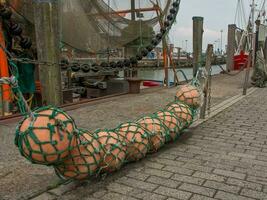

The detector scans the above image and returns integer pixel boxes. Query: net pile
[15,83,203,180]
[7,0,172,53]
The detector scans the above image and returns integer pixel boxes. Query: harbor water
[137,65,226,84]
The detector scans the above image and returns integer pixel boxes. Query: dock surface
[2,72,267,200]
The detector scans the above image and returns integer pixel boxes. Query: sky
[106,0,259,52]
[169,0,251,52]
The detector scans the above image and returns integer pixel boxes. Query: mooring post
[200,44,213,119]
[226,24,237,71]
[192,16,204,77]
[33,0,63,106]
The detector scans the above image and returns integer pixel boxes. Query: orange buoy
[137,116,167,152]
[117,122,150,161]
[94,130,126,173]
[175,84,203,108]
[55,131,101,180]
[15,107,77,165]
[155,110,182,142]
[166,102,193,129]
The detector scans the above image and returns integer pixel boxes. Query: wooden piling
[226,24,236,71]
[192,16,204,77]
[200,44,213,119]
[33,1,63,106]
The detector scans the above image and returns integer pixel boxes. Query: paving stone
[150,158,184,167]
[129,188,167,200]
[143,168,173,178]
[240,188,267,200]
[126,171,150,181]
[213,169,246,180]
[116,177,158,192]
[107,182,133,195]
[193,172,226,182]
[31,193,57,200]
[171,174,205,185]
[162,166,194,176]
[146,176,181,188]
[102,192,138,200]
[190,194,215,200]
[154,186,192,200]
[215,191,255,200]
[203,180,241,194]
[179,183,216,197]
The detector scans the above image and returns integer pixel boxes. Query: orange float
[155,110,182,142]
[137,116,168,152]
[15,107,77,165]
[166,102,193,128]
[94,130,126,173]
[175,84,203,108]
[117,122,150,162]
[55,131,101,180]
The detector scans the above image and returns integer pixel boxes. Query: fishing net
[116,122,150,162]
[54,129,102,180]
[8,0,172,54]
[15,106,77,165]
[94,129,127,173]
[165,102,194,129]
[136,115,168,152]
[154,110,183,142]
[175,84,203,109]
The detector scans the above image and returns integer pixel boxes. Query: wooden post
[131,0,136,21]
[33,0,62,106]
[200,44,213,119]
[192,16,204,77]
[226,24,236,71]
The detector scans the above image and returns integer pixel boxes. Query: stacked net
[136,115,168,152]
[175,84,203,109]
[15,106,77,165]
[166,102,194,129]
[116,122,150,162]
[54,129,101,180]
[15,82,204,180]
[154,110,183,142]
[94,129,127,173]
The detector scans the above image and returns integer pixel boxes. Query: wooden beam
[226,24,236,71]
[33,1,62,106]
[200,44,213,119]
[192,16,204,77]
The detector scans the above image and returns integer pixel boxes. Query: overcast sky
[169,0,252,52]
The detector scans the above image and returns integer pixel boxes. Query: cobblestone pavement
[28,86,267,200]
[0,72,258,200]
[33,88,267,200]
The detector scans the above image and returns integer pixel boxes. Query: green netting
[136,115,169,152]
[165,101,194,129]
[15,106,77,165]
[154,110,183,142]
[175,84,203,109]
[116,122,150,162]
[93,129,127,173]
[54,129,102,180]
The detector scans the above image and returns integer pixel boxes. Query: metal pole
[192,16,204,77]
